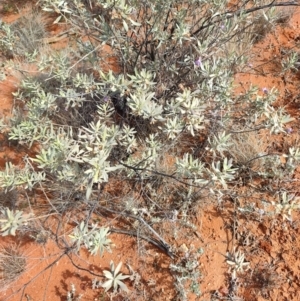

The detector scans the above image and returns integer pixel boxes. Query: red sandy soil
[1,2,300,301]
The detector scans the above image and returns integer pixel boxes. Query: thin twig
[110,228,175,258]
[68,44,102,71]
[98,205,175,258]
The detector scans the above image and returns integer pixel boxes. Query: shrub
[0,0,297,299]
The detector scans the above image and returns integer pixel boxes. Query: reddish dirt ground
[1,2,300,301]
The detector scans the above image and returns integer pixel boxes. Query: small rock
[179,243,189,253]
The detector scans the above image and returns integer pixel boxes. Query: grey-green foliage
[170,248,203,301]
[0,207,29,236]
[0,1,296,299]
[208,158,237,189]
[284,147,300,173]
[0,21,14,56]
[69,221,113,256]
[175,154,206,186]
[272,191,300,221]
[207,131,232,157]
[264,105,295,134]
[0,0,294,199]
[102,261,130,293]
[226,248,250,279]
[0,161,45,192]
[281,50,299,73]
